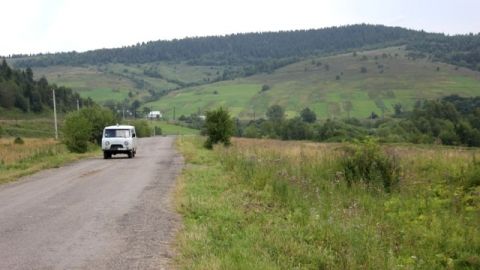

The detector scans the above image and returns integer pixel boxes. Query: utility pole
[77,99,80,111]
[52,89,58,140]
[173,107,176,121]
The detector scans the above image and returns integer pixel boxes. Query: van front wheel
[128,151,133,159]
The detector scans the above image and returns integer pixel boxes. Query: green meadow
[175,136,480,269]
[31,47,480,119]
[147,47,480,119]
[148,121,199,135]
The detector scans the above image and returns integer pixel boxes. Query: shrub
[0,125,3,138]
[266,104,285,121]
[244,125,259,138]
[300,107,317,123]
[154,126,162,136]
[341,137,400,192]
[14,136,24,144]
[132,120,151,137]
[204,107,234,149]
[63,112,93,153]
[463,157,480,189]
[79,106,116,144]
[281,117,313,140]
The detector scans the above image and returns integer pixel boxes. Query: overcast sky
[1,0,479,56]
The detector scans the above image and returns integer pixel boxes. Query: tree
[63,112,93,153]
[393,103,403,117]
[204,107,234,149]
[142,106,151,116]
[131,100,141,117]
[0,81,17,108]
[0,59,12,79]
[300,107,317,123]
[266,104,285,121]
[14,93,29,112]
[261,84,270,92]
[282,117,313,140]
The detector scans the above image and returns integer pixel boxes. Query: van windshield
[104,129,130,138]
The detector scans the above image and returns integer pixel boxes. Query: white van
[102,125,137,159]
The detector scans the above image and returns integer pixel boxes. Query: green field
[146,47,480,119]
[145,83,262,118]
[32,62,226,104]
[30,47,480,119]
[175,136,480,269]
[148,121,199,135]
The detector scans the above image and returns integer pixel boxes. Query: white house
[147,111,162,119]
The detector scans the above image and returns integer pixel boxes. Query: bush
[281,117,313,140]
[204,107,234,149]
[463,157,480,189]
[79,106,116,144]
[154,126,162,136]
[14,136,24,144]
[341,137,400,192]
[261,84,270,92]
[132,120,151,137]
[0,125,3,138]
[63,112,93,153]
[300,107,317,123]
[243,125,259,138]
[266,104,285,121]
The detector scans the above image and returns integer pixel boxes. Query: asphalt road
[0,136,184,270]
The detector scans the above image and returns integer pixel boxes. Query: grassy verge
[175,136,480,269]
[0,138,99,184]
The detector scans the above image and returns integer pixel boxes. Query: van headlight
[124,141,129,146]
[105,141,110,146]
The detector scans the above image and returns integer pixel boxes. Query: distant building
[147,111,162,119]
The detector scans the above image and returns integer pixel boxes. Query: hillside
[31,63,224,103]
[0,60,90,115]
[5,25,480,120]
[144,46,480,119]
[11,25,418,67]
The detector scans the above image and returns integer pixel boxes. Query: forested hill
[0,60,92,113]
[407,33,480,71]
[12,24,421,67]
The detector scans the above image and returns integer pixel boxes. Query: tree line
[407,33,480,71]
[0,59,93,113]
[12,24,419,68]
[223,95,480,147]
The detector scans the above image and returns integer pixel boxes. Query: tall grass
[0,138,99,184]
[176,136,480,269]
